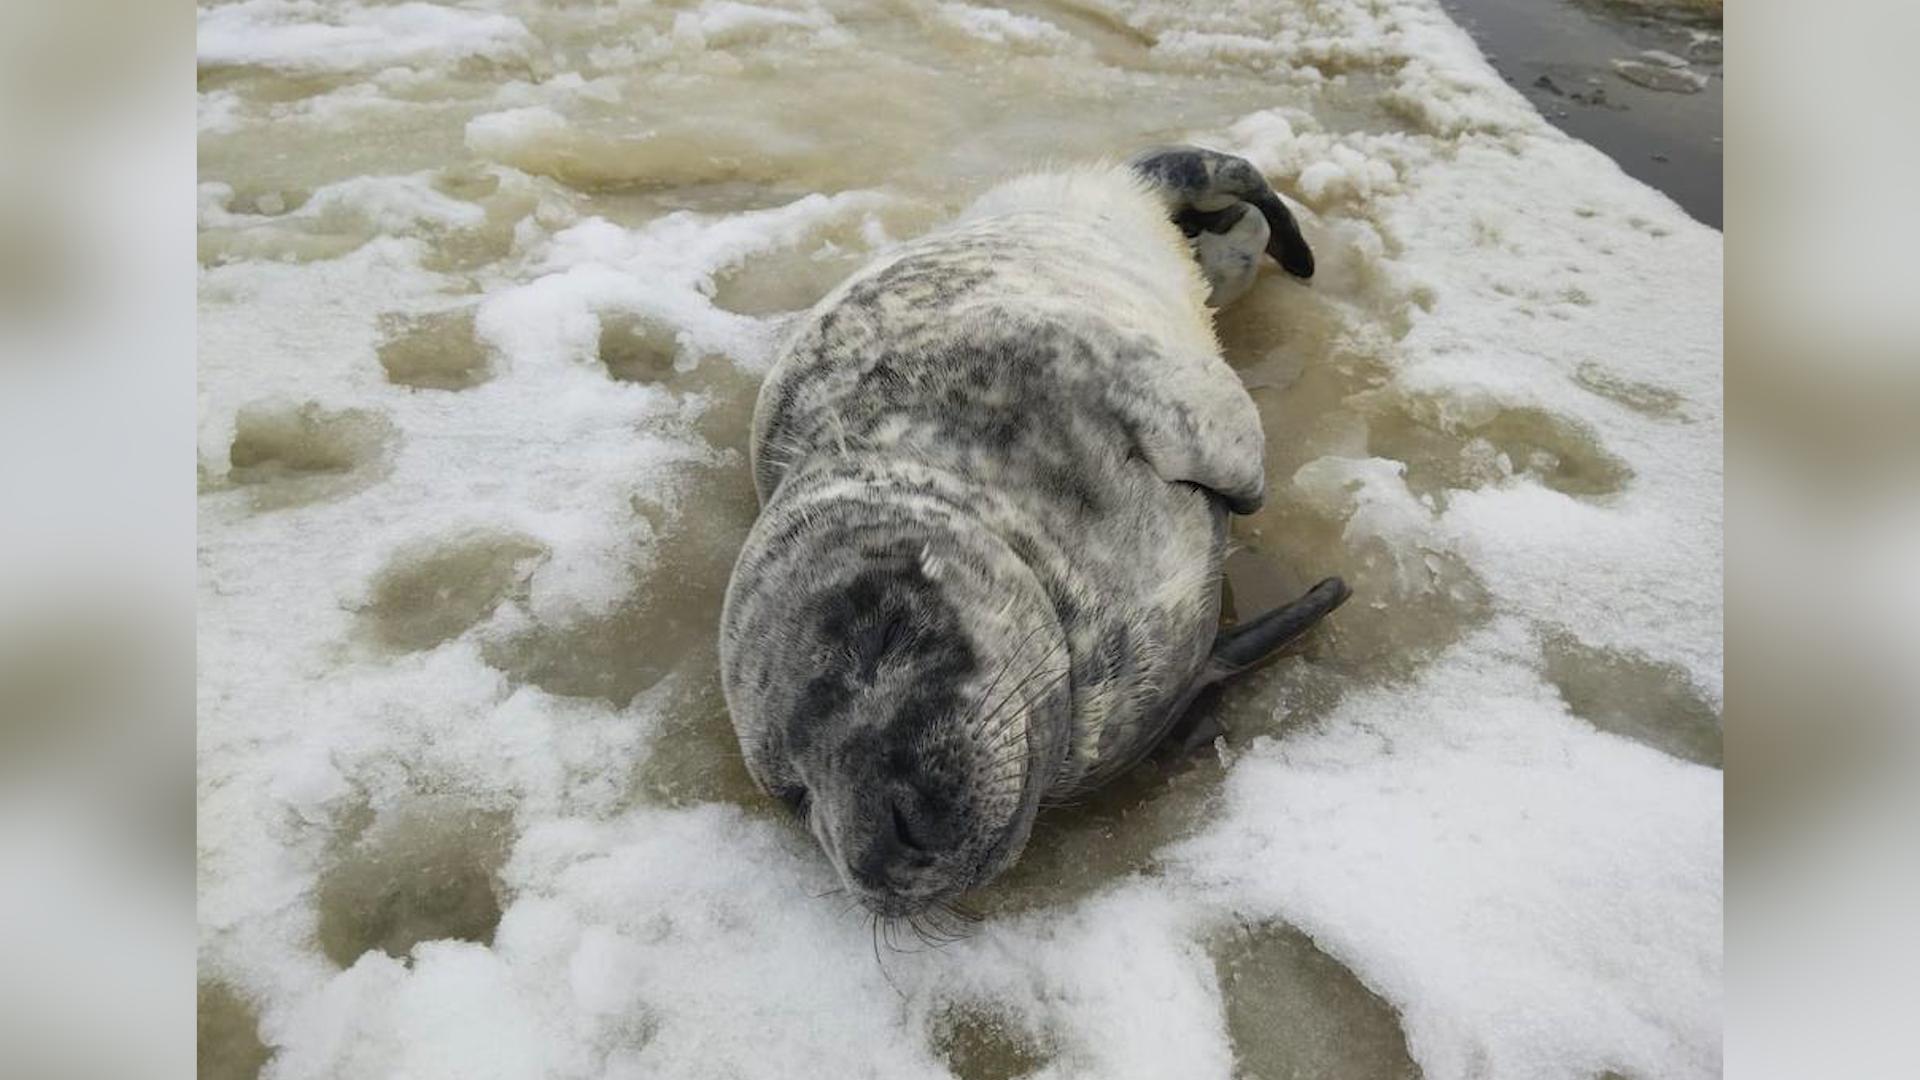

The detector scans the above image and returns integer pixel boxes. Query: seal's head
[722,515,1068,917]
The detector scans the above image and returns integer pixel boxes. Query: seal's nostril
[890,801,926,852]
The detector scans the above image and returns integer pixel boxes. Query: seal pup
[719,146,1349,919]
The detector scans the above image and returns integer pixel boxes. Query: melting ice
[197,1,1723,1078]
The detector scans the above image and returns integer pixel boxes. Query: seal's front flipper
[1205,576,1350,683]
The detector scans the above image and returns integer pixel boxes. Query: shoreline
[1443,0,1724,227]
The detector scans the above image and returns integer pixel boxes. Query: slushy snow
[198,1,537,75]
[197,1,1723,1078]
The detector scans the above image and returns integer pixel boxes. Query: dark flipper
[1130,145,1315,280]
[1157,576,1350,758]
[1207,576,1350,679]
[1248,190,1314,279]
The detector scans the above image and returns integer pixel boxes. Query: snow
[1169,620,1722,1079]
[463,105,570,161]
[675,1,837,48]
[197,1,536,75]
[934,4,1089,54]
[197,1,1722,1078]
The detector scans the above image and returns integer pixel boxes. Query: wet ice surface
[196,2,1722,1078]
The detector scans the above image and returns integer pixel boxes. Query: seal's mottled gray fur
[719,149,1323,917]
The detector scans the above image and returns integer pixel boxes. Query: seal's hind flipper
[1205,576,1350,682]
[1131,145,1315,283]
[1178,201,1269,308]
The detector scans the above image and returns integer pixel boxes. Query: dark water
[1443,0,1723,227]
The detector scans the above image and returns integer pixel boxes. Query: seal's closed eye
[777,785,810,818]
[850,611,913,682]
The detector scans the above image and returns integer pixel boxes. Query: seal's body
[720,149,1345,917]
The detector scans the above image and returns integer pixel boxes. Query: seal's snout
[837,785,967,913]
[847,799,924,884]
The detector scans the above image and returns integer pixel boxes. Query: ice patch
[934,4,1088,54]
[197,0,536,75]
[197,170,537,267]
[1612,56,1711,94]
[675,1,838,50]
[463,105,567,162]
